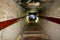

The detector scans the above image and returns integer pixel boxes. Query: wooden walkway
[22,22,50,40]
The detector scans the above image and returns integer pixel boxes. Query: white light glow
[26,16,29,23]
[28,2,40,6]
[35,17,39,23]
[30,15,36,19]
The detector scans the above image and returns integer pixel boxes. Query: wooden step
[22,34,50,40]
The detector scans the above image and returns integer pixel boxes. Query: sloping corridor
[0,0,60,40]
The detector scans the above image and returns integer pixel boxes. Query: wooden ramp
[22,22,50,40]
